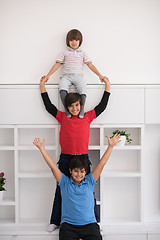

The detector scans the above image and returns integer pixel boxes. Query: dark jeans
[50,153,100,226]
[59,222,102,240]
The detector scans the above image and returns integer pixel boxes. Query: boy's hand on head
[107,133,121,148]
[33,138,45,150]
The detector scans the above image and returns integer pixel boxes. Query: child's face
[69,39,80,50]
[70,168,86,185]
[68,101,81,116]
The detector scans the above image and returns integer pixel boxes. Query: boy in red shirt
[40,76,110,231]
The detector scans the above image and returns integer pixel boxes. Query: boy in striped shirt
[42,29,108,118]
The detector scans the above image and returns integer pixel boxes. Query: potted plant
[110,129,132,146]
[0,172,6,201]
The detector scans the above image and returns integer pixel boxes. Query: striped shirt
[56,47,91,74]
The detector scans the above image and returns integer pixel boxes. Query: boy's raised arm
[92,134,120,182]
[33,138,62,183]
[94,77,111,117]
[40,77,58,118]
[40,76,47,93]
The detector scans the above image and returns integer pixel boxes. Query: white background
[0,0,160,84]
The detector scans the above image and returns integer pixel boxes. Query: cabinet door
[145,87,160,123]
[86,86,144,124]
[103,235,146,240]
[0,86,58,124]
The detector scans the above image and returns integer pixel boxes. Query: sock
[59,90,71,118]
[79,94,86,118]
[45,224,59,232]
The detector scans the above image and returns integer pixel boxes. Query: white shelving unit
[0,124,144,226]
[100,125,144,224]
[0,125,59,226]
[0,85,160,240]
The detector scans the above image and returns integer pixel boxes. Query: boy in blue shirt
[33,133,120,240]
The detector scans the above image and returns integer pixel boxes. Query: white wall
[0,0,160,85]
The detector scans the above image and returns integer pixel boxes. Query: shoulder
[59,173,69,187]
[58,49,68,56]
[85,173,96,186]
[56,110,66,122]
[85,109,96,121]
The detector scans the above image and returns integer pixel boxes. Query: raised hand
[33,138,45,150]
[107,133,121,147]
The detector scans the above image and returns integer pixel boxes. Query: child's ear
[69,168,72,174]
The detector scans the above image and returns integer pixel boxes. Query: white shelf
[17,145,56,150]
[0,124,147,231]
[0,199,15,206]
[0,146,14,150]
[102,171,142,177]
[103,145,142,151]
[88,145,100,150]
[18,171,53,178]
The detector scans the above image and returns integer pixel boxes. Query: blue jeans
[50,153,99,225]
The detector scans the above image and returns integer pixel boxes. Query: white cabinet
[145,86,160,123]
[0,84,160,238]
[86,85,144,124]
[0,86,58,124]
[0,85,145,124]
[0,124,144,226]
[0,125,59,225]
[100,125,144,223]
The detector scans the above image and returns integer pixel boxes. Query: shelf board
[0,219,15,225]
[102,171,141,177]
[18,171,53,178]
[0,146,14,150]
[0,198,15,206]
[103,145,142,150]
[18,145,56,150]
[89,145,100,150]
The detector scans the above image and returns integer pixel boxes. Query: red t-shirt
[56,110,96,154]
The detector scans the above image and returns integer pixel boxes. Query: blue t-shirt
[59,172,97,225]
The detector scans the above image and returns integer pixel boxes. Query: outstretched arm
[33,138,62,183]
[42,62,61,82]
[94,77,111,117]
[40,77,58,118]
[92,134,121,182]
[87,62,107,82]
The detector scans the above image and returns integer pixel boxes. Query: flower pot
[0,191,4,201]
[116,135,126,146]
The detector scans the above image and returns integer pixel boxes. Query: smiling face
[69,39,80,50]
[70,168,86,185]
[68,100,81,116]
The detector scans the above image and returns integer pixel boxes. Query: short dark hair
[66,29,83,47]
[65,92,83,109]
[69,156,88,172]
